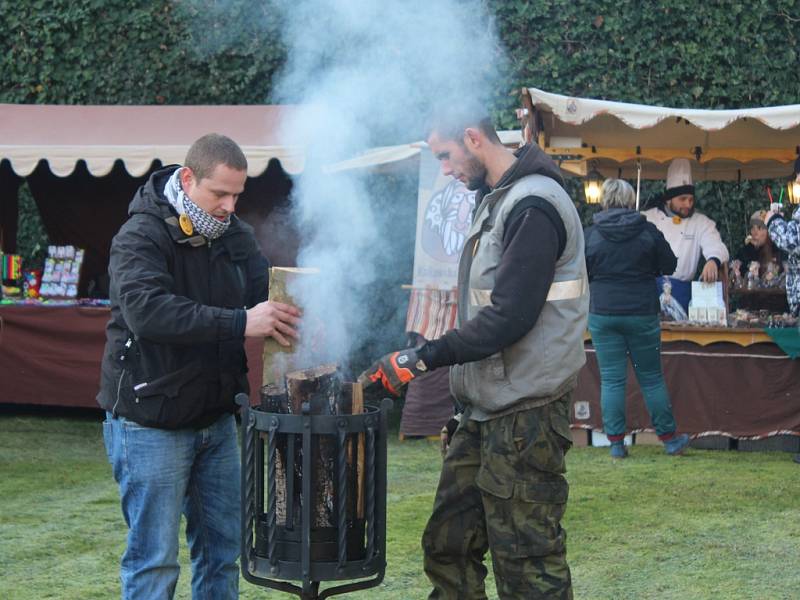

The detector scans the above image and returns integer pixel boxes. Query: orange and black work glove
[357,348,428,396]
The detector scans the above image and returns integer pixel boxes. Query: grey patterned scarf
[163,168,231,240]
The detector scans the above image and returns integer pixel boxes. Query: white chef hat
[663,158,695,201]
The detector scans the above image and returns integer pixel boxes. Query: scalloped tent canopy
[525,87,800,181]
[0,104,422,177]
[0,103,428,291]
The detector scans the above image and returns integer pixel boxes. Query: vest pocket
[484,352,505,378]
[468,352,506,386]
[455,353,509,411]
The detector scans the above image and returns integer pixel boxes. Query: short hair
[184,133,248,181]
[601,178,635,210]
[426,104,501,146]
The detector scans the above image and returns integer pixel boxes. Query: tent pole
[635,160,642,211]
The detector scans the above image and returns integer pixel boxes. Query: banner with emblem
[411,147,477,289]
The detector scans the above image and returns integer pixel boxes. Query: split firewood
[260,383,291,526]
[262,267,319,385]
[341,382,366,521]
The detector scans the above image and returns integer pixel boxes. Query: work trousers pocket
[477,458,569,558]
[475,401,571,558]
[512,397,573,475]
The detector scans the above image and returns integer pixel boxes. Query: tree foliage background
[3,0,800,263]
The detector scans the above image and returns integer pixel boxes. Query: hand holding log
[245,300,301,345]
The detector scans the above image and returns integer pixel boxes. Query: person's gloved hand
[357,348,428,396]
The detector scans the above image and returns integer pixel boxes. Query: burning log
[285,363,342,415]
[264,366,367,532]
[285,364,342,528]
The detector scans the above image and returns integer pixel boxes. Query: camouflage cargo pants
[422,392,574,600]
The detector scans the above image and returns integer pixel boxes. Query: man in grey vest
[359,108,588,599]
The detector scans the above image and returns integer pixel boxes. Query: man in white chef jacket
[642,158,729,312]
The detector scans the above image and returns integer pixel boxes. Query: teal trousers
[587,313,677,439]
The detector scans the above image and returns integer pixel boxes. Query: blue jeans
[103,412,241,600]
[587,313,677,439]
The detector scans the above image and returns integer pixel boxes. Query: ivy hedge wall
[4,0,800,264]
[3,0,286,104]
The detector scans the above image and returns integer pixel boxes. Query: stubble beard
[464,154,488,191]
[668,200,694,219]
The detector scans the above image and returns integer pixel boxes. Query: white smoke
[272,0,506,369]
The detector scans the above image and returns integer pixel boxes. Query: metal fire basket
[237,392,391,599]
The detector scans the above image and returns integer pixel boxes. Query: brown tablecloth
[0,304,263,409]
[574,340,800,438]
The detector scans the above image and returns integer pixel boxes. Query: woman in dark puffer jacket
[585,178,690,458]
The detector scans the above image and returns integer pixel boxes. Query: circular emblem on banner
[422,179,476,263]
[179,213,194,236]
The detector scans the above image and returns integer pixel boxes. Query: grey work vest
[450,174,589,420]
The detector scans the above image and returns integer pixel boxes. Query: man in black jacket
[97,134,300,599]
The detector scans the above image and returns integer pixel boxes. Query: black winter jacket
[96,166,269,429]
[584,208,676,315]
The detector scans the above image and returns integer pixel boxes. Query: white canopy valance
[524,87,800,181]
[0,104,421,178]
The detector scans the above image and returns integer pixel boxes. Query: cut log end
[285,363,339,381]
[260,382,288,413]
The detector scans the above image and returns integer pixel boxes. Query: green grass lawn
[1,410,799,600]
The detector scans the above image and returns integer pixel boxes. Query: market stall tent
[520,86,800,181]
[517,88,800,446]
[0,104,423,410]
[0,104,425,286]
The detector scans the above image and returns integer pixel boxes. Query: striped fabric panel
[405,288,458,340]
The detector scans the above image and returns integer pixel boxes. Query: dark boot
[664,433,690,455]
[610,441,628,459]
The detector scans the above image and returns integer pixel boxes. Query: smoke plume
[271,0,506,372]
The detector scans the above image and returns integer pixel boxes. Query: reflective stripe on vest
[469,277,586,307]
[545,277,587,302]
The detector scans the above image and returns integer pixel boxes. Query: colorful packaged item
[23,269,42,299]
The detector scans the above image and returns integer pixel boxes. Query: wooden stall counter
[575,321,800,441]
[658,322,771,346]
[584,322,772,346]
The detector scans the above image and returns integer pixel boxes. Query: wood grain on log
[260,383,291,526]
[349,382,366,519]
[286,364,342,528]
[262,267,319,385]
